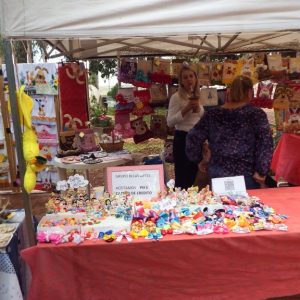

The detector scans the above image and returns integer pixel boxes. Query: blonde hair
[230,75,253,103]
[178,64,200,98]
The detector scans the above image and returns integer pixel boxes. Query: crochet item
[118,59,137,83]
[132,89,153,116]
[131,117,153,144]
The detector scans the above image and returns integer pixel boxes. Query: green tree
[0,37,47,63]
[89,59,117,79]
[107,83,119,99]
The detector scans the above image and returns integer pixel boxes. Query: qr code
[224,180,235,191]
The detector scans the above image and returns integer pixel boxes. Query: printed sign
[211,175,248,197]
[106,165,165,199]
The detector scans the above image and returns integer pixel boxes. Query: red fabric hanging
[58,63,89,129]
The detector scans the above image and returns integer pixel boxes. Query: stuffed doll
[114,91,135,138]
[150,115,167,139]
[57,131,81,157]
[130,117,153,144]
[132,89,153,116]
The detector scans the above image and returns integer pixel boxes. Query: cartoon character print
[150,115,167,139]
[251,82,274,108]
[222,60,237,84]
[284,108,300,133]
[130,117,153,144]
[290,86,300,108]
[34,67,49,84]
[39,145,52,161]
[34,96,47,117]
[258,84,273,99]
[273,84,293,109]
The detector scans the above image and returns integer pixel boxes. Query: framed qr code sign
[211,176,247,197]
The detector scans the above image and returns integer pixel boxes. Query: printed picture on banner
[17,63,58,95]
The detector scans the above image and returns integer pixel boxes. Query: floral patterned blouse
[186,104,273,178]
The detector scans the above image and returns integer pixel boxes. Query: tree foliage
[107,83,119,100]
[89,59,117,79]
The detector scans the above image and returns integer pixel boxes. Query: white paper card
[110,170,161,199]
[211,176,248,197]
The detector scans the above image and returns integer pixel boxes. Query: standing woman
[167,63,204,189]
[186,75,273,189]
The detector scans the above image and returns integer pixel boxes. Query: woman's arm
[167,93,197,128]
[167,94,183,128]
[253,109,274,176]
[186,113,209,163]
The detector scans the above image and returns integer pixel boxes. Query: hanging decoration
[130,117,153,144]
[58,63,88,130]
[132,89,153,116]
[118,59,137,84]
[251,82,274,108]
[16,86,47,193]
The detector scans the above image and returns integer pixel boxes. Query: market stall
[1,2,300,299]
[1,0,300,245]
[21,187,300,300]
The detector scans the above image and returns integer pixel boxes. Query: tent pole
[117,53,121,88]
[3,39,36,247]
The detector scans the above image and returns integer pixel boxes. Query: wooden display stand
[0,65,19,192]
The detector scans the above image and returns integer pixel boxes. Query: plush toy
[16,85,47,193]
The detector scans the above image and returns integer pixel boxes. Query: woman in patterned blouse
[186,75,273,189]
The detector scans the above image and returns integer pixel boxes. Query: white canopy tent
[1,0,300,245]
[1,0,300,59]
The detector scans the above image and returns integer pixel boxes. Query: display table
[271,133,300,185]
[53,153,133,181]
[0,211,25,300]
[21,187,300,300]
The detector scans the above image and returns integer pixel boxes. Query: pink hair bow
[115,230,132,242]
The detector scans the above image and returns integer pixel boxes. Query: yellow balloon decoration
[16,86,47,193]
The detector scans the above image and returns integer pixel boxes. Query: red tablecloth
[22,187,300,300]
[271,133,300,185]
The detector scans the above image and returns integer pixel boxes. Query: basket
[93,126,114,136]
[100,141,124,152]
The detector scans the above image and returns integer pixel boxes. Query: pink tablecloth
[271,133,300,185]
[22,187,300,300]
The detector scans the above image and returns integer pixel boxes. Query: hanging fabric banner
[58,63,89,129]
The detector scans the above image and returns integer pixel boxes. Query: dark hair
[230,75,253,103]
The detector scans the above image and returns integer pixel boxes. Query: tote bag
[200,87,218,106]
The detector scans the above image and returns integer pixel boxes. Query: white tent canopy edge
[1,0,300,39]
[1,0,300,59]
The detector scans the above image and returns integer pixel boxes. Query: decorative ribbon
[115,230,132,242]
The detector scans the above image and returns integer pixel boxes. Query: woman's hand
[182,100,199,116]
[253,172,266,183]
[198,160,208,173]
